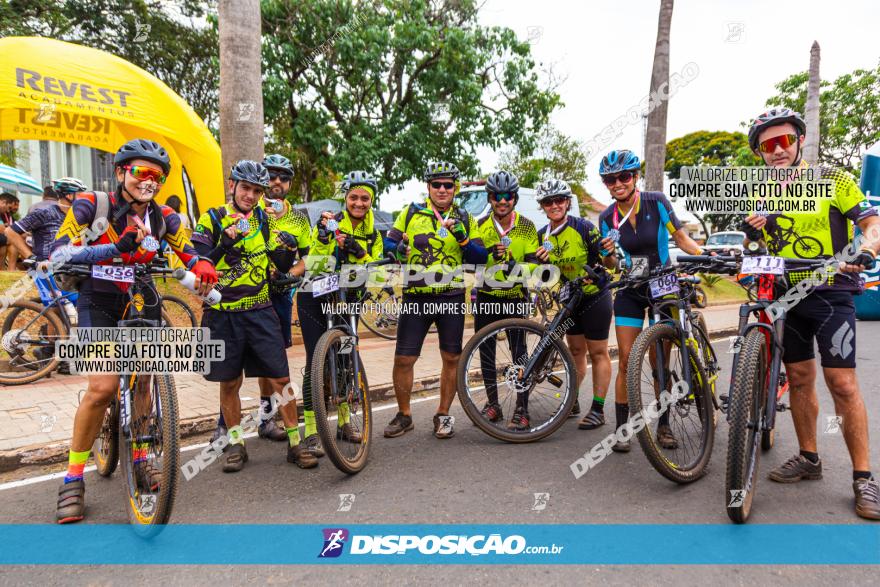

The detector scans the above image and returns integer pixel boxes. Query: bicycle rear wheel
[93,399,119,477]
[725,329,768,523]
[312,329,371,474]
[0,300,67,385]
[627,322,715,483]
[457,318,576,443]
[358,288,399,340]
[119,373,179,534]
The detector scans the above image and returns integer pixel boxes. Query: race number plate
[629,256,649,279]
[741,256,785,275]
[337,336,356,355]
[312,274,340,297]
[649,274,678,299]
[92,265,135,283]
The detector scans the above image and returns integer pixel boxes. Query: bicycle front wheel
[119,373,180,533]
[0,300,67,385]
[457,318,577,443]
[358,288,399,340]
[725,329,768,523]
[160,295,197,327]
[312,329,371,474]
[627,322,715,483]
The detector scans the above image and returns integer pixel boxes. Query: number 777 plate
[740,256,785,275]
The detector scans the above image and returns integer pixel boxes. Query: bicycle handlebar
[55,262,177,277]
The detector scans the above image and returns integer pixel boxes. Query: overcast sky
[380,0,880,213]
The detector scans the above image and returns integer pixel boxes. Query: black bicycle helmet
[342,170,379,193]
[229,160,270,188]
[486,170,520,195]
[748,108,807,151]
[424,160,460,181]
[262,154,294,175]
[113,139,171,174]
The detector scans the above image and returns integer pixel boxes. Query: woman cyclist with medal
[595,150,704,452]
[533,178,613,429]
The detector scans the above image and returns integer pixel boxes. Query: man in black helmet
[744,108,880,520]
[192,160,316,473]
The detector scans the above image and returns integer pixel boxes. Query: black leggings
[296,289,362,411]
[473,292,529,409]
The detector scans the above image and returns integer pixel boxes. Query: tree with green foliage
[665,130,760,233]
[0,0,219,128]
[764,62,880,176]
[260,0,561,202]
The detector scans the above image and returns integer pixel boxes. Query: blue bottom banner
[0,524,877,565]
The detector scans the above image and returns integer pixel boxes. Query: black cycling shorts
[566,289,613,340]
[395,292,466,356]
[783,290,856,368]
[76,288,162,328]
[271,290,294,348]
[613,285,673,330]
[201,306,290,381]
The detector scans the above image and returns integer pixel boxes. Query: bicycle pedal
[546,374,563,388]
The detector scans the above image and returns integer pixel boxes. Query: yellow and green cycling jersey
[386,198,484,295]
[306,209,384,276]
[538,215,606,296]
[476,211,540,298]
[192,201,311,311]
[760,162,877,291]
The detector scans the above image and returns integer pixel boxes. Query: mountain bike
[0,260,182,385]
[456,263,610,443]
[307,256,397,474]
[677,253,827,522]
[621,260,725,483]
[59,262,182,534]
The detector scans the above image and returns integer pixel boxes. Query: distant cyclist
[596,150,704,452]
[298,170,385,456]
[5,177,84,263]
[383,161,487,439]
[192,160,315,472]
[743,108,880,520]
[473,170,540,430]
[533,179,612,428]
[52,139,216,523]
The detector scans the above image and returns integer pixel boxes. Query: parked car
[703,231,746,255]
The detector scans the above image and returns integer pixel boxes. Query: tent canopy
[0,162,41,195]
[0,36,223,220]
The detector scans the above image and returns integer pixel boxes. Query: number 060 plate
[649,274,678,299]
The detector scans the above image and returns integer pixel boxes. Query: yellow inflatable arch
[0,36,223,219]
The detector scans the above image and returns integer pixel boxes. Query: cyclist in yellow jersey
[296,171,384,456]
[382,161,487,439]
[744,108,880,519]
[192,160,316,472]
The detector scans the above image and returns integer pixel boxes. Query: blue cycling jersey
[597,191,682,269]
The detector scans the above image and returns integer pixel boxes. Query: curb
[0,327,740,473]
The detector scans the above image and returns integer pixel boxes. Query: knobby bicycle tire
[160,295,197,328]
[119,373,179,533]
[311,329,371,474]
[627,322,715,483]
[0,300,67,385]
[725,329,767,523]
[93,399,119,477]
[456,318,577,443]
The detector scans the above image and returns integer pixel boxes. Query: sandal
[578,410,605,430]
[56,480,85,524]
[222,443,248,473]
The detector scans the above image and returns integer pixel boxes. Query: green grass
[702,276,748,306]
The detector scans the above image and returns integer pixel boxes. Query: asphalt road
[1,323,879,584]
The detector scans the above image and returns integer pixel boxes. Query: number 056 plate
[92,265,135,283]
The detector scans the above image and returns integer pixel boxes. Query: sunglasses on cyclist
[490,192,515,202]
[539,195,569,207]
[758,133,799,153]
[269,172,293,182]
[124,165,167,184]
[601,171,634,186]
[430,181,456,190]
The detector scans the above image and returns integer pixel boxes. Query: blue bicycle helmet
[599,150,641,176]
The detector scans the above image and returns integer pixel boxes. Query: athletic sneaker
[768,454,823,483]
[303,433,326,458]
[611,438,631,453]
[507,407,530,431]
[258,419,288,442]
[656,425,678,449]
[854,478,880,520]
[287,443,318,469]
[481,402,503,422]
[222,443,248,473]
[384,411,414,438]
[433,414,455,439]
[337,423,363,443]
